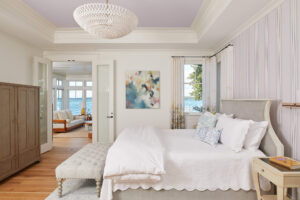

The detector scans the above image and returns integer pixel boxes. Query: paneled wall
[232,0,300,174]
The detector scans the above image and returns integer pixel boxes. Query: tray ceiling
[23,0,203,28]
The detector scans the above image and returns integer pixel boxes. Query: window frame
[183,59,205,116]
[67,80,92,115]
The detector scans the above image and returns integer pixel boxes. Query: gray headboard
[220,99,284,156]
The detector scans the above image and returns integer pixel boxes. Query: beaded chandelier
[73,0,138,39]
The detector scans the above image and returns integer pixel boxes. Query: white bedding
[103,126,165,183]
[101,128,269,200]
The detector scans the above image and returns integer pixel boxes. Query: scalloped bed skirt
[113,188,257,200]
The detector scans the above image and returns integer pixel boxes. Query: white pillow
[215,113,234,119]
[244,120,268,151]
[57,111,68,120]
[216,116,251,152]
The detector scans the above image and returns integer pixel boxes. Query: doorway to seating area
[52,61,93,139]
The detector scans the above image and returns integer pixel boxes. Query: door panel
[17,87,40,169]
[27,88,38,148]
[93,60,115,144]
[33,57,52,153]
[17,87,28,152]
[0,85,16,178]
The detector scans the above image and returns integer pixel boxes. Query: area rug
[46,179,100,200]
[53,127,89,138]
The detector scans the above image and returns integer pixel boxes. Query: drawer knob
[261,169,264,173]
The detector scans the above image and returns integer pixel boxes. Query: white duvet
[103,126,165,184]
[101,128,269,200]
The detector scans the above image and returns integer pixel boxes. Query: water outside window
[184,64,203,113]
[86,90,92,114]
[69,90,83,115]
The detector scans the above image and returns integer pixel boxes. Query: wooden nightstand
[253,157,300,200]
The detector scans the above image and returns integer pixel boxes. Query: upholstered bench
[55,143,111,198]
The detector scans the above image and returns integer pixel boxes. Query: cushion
[215,113,234,119]
[196,112,217,130]
[244,120,268,151]
[57,110,68,120]
[216,116,251,152]
[56,143,111,179]
[195,127,222,147]
[53,111,59,120]
[65,110,73,120]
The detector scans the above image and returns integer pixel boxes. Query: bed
[102,100,284,200]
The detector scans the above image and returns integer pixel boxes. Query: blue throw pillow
[195,127,222,147]
[196,112,218,130]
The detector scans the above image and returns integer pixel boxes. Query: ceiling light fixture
[73,0,138,39]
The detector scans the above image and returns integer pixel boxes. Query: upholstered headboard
[220,99,284,156]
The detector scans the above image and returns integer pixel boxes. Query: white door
[92,60,115,143]
[33,57,53,153]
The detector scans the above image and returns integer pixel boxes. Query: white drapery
[203,56,217,112]
[220,46,234,99]
[171,57,185,129]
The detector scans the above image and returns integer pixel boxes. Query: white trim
[54,28,198,44]
[44,53,98,144]
[191,0,232,39]
[213,0,285,52]
[0,0,55,44]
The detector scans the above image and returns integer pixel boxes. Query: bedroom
[0,0,299,200]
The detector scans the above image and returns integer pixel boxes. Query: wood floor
[0,137,91,200]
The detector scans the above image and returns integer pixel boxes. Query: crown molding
[44,49,213,60]
[54,28,198,44]
[0,0,56,43]
[191,0,232,40]
[212,0,285,52]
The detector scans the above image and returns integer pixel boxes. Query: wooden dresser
[0,82,40,181]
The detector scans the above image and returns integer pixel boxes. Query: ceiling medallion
[73,0,138,39]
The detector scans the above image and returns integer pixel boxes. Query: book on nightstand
[269,157,300,170]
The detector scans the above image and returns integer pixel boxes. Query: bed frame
[113,100,284,200]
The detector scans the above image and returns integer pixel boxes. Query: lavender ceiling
[23,0,203,28]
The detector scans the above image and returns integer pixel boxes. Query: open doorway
[52,61,93,139]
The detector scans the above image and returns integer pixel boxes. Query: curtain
[220,46,234,99]
[204,56,217,112]
[171,57,185,129]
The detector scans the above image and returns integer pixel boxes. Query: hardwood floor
[0,137,91,200]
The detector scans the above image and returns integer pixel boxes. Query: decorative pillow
[216,116,251,152]
[244,120,268,151]
[195,127,222,147]
[215,113,234,119]
[196,112,217,130]
[57,111,68,120]
[53,111,59,120]
[65,110,73,120]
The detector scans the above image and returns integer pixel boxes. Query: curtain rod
[209,44,233,58]
[171,44,233,59]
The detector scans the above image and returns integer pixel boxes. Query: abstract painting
[126,71,160,109]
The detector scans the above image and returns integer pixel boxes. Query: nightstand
[252,157,300,200]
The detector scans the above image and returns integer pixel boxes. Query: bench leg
[96,178,101,198]
[57,178,63,198]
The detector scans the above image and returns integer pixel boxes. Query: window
[86,90,92,114]
[184,64,203,113]
[56,80,63,87]
[69,90,83,115]
[56,89,63,110]
[69,81,83,87]
[86,81,92,87]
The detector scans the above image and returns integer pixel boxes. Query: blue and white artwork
[126,71,160,109]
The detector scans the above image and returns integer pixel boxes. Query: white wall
[0,31,42,85]
[100,53,172,135]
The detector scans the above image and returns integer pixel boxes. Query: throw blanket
[103,126,165,184]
